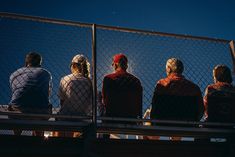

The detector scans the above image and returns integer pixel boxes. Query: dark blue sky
[0,0,234,40]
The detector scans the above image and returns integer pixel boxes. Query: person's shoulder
[102,74,114,87]
[104,72,117,80]
[125,72,141,82]
[59,74,75,87]
[183,77,198,86]
[124,72,133,77]
[206,84,215,90]
[81,77,92,87]
[76,76,92,84]
[62,74,91,82]
[204,84,214,94]
[13,67,26,73]
[61,74,74,82]
[10,67,26,78]
[127,72,138,79]
[157,78,166,84]
[183,78,202,93]
[35,68,52,81]
[39,67,51,75]
[206,83,235,97]
[156,77,169,86]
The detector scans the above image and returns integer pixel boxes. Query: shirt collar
[72,72,83,77]
[167,73,184,79]
[215,81,232,87]
[114,69,127,74]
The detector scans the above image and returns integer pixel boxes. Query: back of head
[25,52,42,67]
[112,53,128,70]
[166,58,184,75]
[71,54,90,78]
[213,65,232,84]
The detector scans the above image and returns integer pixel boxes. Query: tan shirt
[58,73,92,116]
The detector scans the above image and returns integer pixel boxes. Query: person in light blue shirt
[9,52,52,136]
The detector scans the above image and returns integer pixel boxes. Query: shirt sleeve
[58,78,66,102]
[197,88,204,121]
[138,81,143,118]
[102,76,108,107]
[150,81,162,119]
[203,86,209,119]
[9,74,13,91]
[49,74,53,96]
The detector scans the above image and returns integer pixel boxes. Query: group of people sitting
[8,52,235,137]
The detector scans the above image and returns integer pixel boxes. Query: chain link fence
[0,13,234,137]
[96,27,234,120]
[0,13,93,136]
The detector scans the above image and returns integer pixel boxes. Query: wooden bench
[0,118,234,157]
[0,105,235,157]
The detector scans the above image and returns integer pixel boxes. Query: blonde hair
[71,54,90,78]
[166,58,184,74]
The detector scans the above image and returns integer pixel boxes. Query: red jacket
[102,70,142,119]
[151,73,204,121]
[204,82,235,120]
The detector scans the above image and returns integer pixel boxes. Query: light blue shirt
[9,67,52,111]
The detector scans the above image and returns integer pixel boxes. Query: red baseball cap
[112,53,128,64]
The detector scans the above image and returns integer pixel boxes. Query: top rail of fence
[0,12,231,43]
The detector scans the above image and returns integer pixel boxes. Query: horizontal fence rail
[0,12,231,43]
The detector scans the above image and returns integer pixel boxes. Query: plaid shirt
[58,73,92,116]
[204,82,235,119]
[9,67,52,113]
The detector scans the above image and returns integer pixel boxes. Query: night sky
[0,0,234,40]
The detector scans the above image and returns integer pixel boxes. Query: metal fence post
[92,24,97,125]
[229,40,235,74]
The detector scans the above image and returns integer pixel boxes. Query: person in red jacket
[151,58,204,121]
[148,58,204,141]
[204,65,235,122]
[102,53,143,122]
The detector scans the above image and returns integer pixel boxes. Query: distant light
[44,132,50,139]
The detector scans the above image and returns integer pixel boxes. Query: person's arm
[203,87,209,120]
[58,78,66,107]
[150,82,161,119]
[9,74,12,91]
[139,84,143,118]
[143,108,151,119]
[101,77,108,116]
[48,75,52,96]
[9,72,16,93]
[198,89,204,121]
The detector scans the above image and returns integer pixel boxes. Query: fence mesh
[96,27,232,113]
[0,17,92,106]
[0,13,234,137]
[0,15,93,136]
